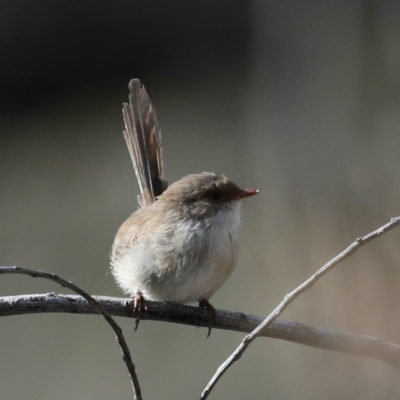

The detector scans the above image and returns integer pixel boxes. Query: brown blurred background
[1,1,400,399]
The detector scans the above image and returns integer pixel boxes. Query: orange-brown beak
[233,188,260,200]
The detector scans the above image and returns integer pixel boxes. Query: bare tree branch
[0,267,142,400]
[1,293,400,367]
[200,216,400,399]
[1,218,399,399]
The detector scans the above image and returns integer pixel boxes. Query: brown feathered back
[122,79,168,207]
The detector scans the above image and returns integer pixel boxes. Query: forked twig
[0,266,142,400]
[200,216,400,399]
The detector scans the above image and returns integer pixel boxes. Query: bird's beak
[233,189,260,200]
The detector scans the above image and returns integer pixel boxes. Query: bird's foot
[199,299,216,338]
[132,291,147,331]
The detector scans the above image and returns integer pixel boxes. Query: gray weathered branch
[0,267,142,400]
[1,293,400,368]
[200,216,400,399]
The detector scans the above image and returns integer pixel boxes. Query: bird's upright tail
[122,79,168,207]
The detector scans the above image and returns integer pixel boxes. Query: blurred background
[1,1,400,399]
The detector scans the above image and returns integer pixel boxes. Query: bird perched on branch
[110,79,258,336]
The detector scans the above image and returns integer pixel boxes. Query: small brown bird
[110,79,258,336]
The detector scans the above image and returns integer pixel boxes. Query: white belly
[112,202,241,303]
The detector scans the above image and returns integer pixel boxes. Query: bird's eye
[210,191,221,200]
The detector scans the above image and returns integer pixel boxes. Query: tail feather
[122,79,167,207]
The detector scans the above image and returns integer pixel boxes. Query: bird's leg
[132,291,147,331]
[199,299,216,338]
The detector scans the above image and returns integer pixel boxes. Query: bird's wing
[122,79,168,207]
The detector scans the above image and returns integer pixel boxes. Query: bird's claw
[199,299,216,338]
[132,291,147,331]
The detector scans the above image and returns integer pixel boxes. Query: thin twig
[0,267,142,400]
[200,216,400,399]
[1,293,400,367]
